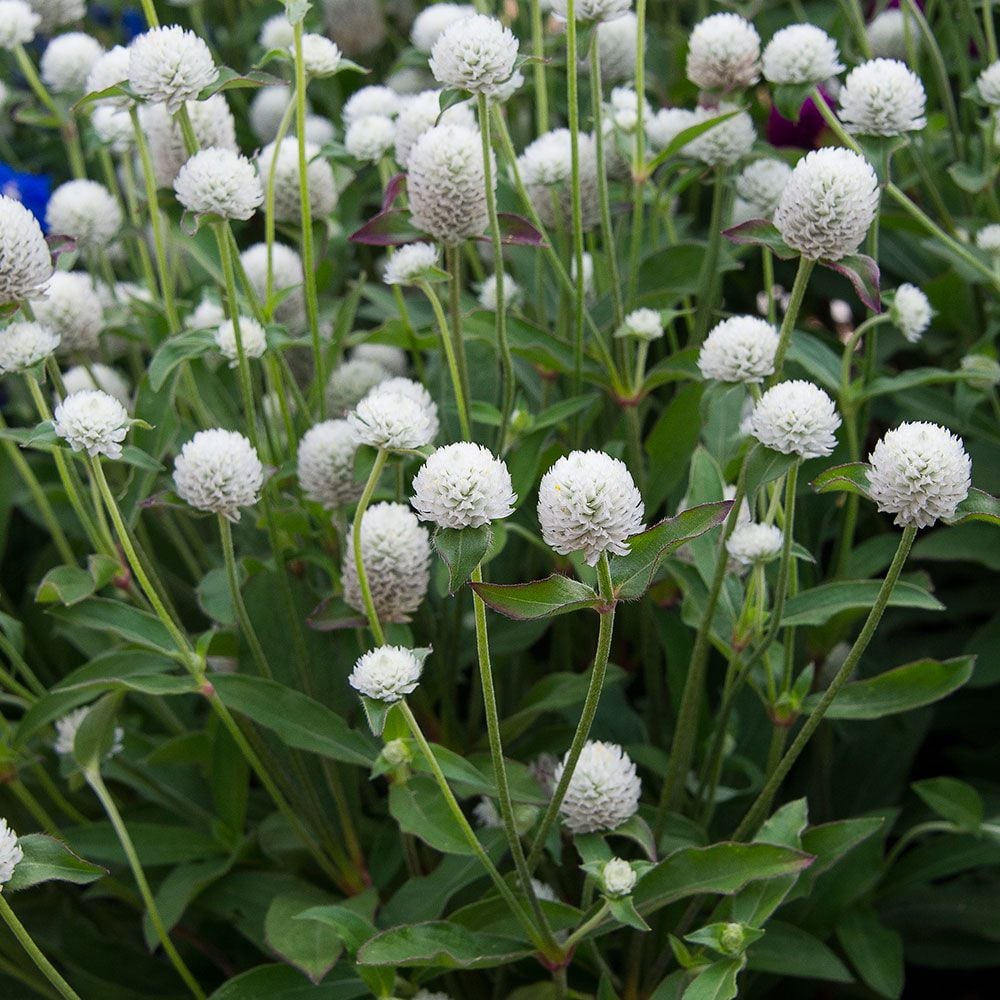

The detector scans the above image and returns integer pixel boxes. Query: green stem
[531,0,549,134]
[627,0,648,309]
[882,819,957,872]
[694,168,729,342]
[836,0,874,57]
[565,0,586,408]
[420,280,472,439]
[985,0,999,62]
[770,257,815,382]
[563,900,611,953]
[218,516,273,679]
[445,244,473,424]
[0,893,81,1000]
[352,449,389,645]
[264,95,297,309]
[762,247,776,325]
[0,630,45,699]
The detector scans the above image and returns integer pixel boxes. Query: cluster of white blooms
[551,0,632,23]
[555,741,641,834]
[606,86,652,133]
[839,59,927,136]
[174,148,263,221]
[343,85,401,126]
[383,242,440,286]
[294,33,342,77]
[977,61,1000,106]
[0,195,53,305]
[29,0,84,32]
[429,14,518,97]
[727,522,784,567]
[326,357,390,413]
[248,85,296,144]
[595,13,641,84]
[33,272,104,355]
[342,502,431,621]
[686,13,761,91]
[394,89,476,168]
[867,423,971,528]
[519,128,600,231]
[173,429,264,521]
[40,32,103,94]
[62,363,130,408]
[687,103,756,166]
[141,96,238,188]
[477,272,521,311]
[619,308,663,342]
[762,24,843,85]
[297,419,361,509]
[241,241,306,331]
[257,138,337,222]
[53,389,129,459]
[891,284,933,343]
[128,26,217,112]
[0,0,38,50]
[538,450,644,565]
[84,44,130,104]
[646,106,698,151]
[92,105,134,152]
[214,317,267,366]
[601,857,637,897]
[735,159,792,220]
[749,380,841,459]
[187,295,226,331]
[351,377,439,449]
[54,705,124,758]
[411,3,476,54]
[0,817,21,884]
[411,442,516,529]
[0,321,59,373]
[698,316,779,384]
[345,115,396,162]
[349,645,424,702]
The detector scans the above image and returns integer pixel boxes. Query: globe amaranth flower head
[384,242,440,286]
[92,105,134,152]
[429,14,518,98]
[555,740,641,834]
[602,857,637,898]
[41,32,104,94]
[0,0,39,50]
[551,0,632,23]
[342,502,431,621]
[46,180,122,250]
[774,148,879,261]
[749,380,841,459]
[0,816,22,884]
[393,88,476,168]
[53,389,129,459]
[173,429,264,522]
[349,389,436,451]
[85,45,131,106]
[407,124,493,244]
[345,114,396,163]
[646,106,698,150]
[762,24,843,86]
[257,138,338,223]
[618,307,663,342]
[411,442,516,529]
[297,419,361,509]
[477,271,522,311]
[214,317,267,366]
[242,241,305,331]
[0,194,53,306]
[977,60,1000,106]
[61,362,130,409]
[975,224,1000,256]
[698,316,779,384]
[293,33,342,77]
[32,272,104,355]
[686,12,761,92]
[174,148,264,221]
[141,95,238,188]
[325,357,390,413]
[687,103,756,166]
[0,320,59,373]
[537,450,645,565]
[128,25,218,112]
[595,12,641,84]
[890,283,932,343]
[351,343,408,377]
[259,13,294,50]
[350,645,425,702]
[519,128,601,232]
[867,9,908,60]
[343,85,401,126]
[28,0,84,32]
[839,59,926,136]
[410,3,476,53]
[726,522,784,567]
[867,422,971,529]
[54,705,124,758]
[735,159,792,219]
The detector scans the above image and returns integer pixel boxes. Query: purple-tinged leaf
[822,254,882,312]
[46,233,77,262]
[380,172,407,212]
[493,213,547,247]
[350,209,426,246]
[723,219,797,260]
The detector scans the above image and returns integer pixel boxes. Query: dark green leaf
[723,219,796,260]
[747,921,852,982]
[265,889,342,984]
[810,462,871,499]
[434,525,491,593]
[471,574,602,620]
[822,254,881,311]
[389,776,474,855]
[48,598,179,655]
[36,565,99,606]
[772,83,815,121]
[73,692,123,771]
[358,921,532,969]
[836,908,903,998]
[911,777,983,831]
[780,580,943,627]
[681,957,743,1000]
[945,488,1000,527]
[5,833,107,892]
[148,329,215,392]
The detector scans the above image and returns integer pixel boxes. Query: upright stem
[218,516,273,679]
[446,245,473,420]
[836,0,874,58]
[531,0,549,135]
[352,449,389,645]
[693,169,729,343]
[420,280,472,439]
[264,96,297,308]
[0,893,82,1000]
[770,257,815,382]
[628,0,648,307]
[565,0,587,406]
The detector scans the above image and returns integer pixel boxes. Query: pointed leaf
[265,889,342,984]
[723,219,797,260]
[36,565,98,606]
[349,209,425,246]
[434,526,491,594]
[747,921,853,982]
[822,254,881,312]
[494,213,546,247]
[470,574,602,620]
[389,776,475,855]
[608,896,651,931]
[810,462,871,499]
[945,488,1000,526]
[836,908,903,998]
[780,580,943,627]
[358,921,532,969]
[772,83,816,122]
[911,777,983,831]
[682,958,743,1000]
[5,833,107,892]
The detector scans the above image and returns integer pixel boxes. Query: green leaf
[772,82,815,121]
[945,488,1000,527]
[389,776,475,855]
[470,574,602,620]
[5,833,107,892]
[646,108,744,173]
[36,565,99,606]
[822,253,881,311]
[148,329,214,391]
[610,502,733,600]
[810,462,871,499]
[755,798,808,848]
[780,580,944,627]
[212,674,376,767]
[747,921,853,982]
[681,957,743,1000]
[145,856,233,951]
[803,656,975,720]
[911,777,983,831]
[608,895,651,932]
[72,692,123,771]
[295,905,377,955]
[207,963,369,999]
[65,822,222,866]
[836,908,903,998]
[358,921,532,969]
[265,889,342,984]
[744,448,799,506]
[723,219,796,260]
[799,816,886,881]
[48,598,179,655]
[434,525,491,594]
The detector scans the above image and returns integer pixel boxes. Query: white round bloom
[259,14,294,50]
[32,272,103,354]
[411,442,516,529]
[240,241,305,330]
[53,389,128,459]
[867,9,908,60]
[174,148,263,221]
[297,419,360,508]
[551,0,632,23]
[774,148,879,261]
[555,740,641,834]
[45,180,122,250]
[173,429,263,521]
[26,0,83,32]
[620,307,663,342]
[607,85,652,133]
[595,13,640,84]
[646,106,698,150]
[345,114,396,162]
[53,705,124,758]
[749,380,841,459]
[429,14,518,98]
[257,138,338,222]
[187,294,226,331]
[687,103,756,166]
[890,283,932,343]
[350,645,424,703]
[519,128,600,231]
[686,12,761,91]
[394,89,476,168]
[140,95,238,187]
[349,386,436,451]
[975,223,1000,255]
[383,242,440,285]
[538,450,644,565]
[84,45,130,105]
[0,1,39,50]
[868,423,971,528]
[977,61,1000,106]
[0,321,59,373]
[735,159,792,219]
[762,25,843,86]
[343,85,400,126]
[214,317,267,366]
[343,502,431,621]
[698,316,779,383]
[478,272,521,311]
[839,59,926,136]
[325,357,390,413]
[726,522,783,567]
[352,344,407,377]
[294,33,342,77]
[602,857,637,897]
[0,817,22,884]
[128,26,218,113]
[407,124,492,244]
[249,85,295,144]
[40,32,104,94]
[302,114,335,146]
[61,363,130,408]
[411,3,476,53]
[92,105,134,152]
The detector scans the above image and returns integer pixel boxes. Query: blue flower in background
[0,163,52,229]
[90,6,147,41]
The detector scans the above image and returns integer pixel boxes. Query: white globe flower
[602,857,637,897]
[686,12,761,91]
[410,3,476,53]
[735,159,792,219]
[407,124,492,244]
[607,85,652,133]
[297,419,361,508]
[214,317,267,366]
[322,0,386,56]
[383,242,440,286]
[394,88,476,168]
[429,14,518,98]
[325,357,390,413]
[61,363,130,408]
[698,316,779,383]
[749,380,841,459]
[26,0,83,32]
[519,128,601,232]
[478,272,521,311]
[550,0,632,23]
[343,502,431,621]
[890,283,932,343]
[0,817,22,884]
[343,85,400,127]
[646,106,698,151]
[0,1,39,50]
[538,450,644,565]
[92,105,134,152]
[726,522,784,567]
[774,148,879,261]
[349,386,437,451]
[687,103,756,166]
[53,389,129,459]
[187,294,226,331]
[762,24,843,86]
[839,59,926,136]
[868,422,971,528]
[619,307,663,342]
[32,272,103,355]
[977,60,1000,106]
[555,740,641,834]
[46,180,122,250]
[174,147,263,221]
[975,223,1000,255]
[0,321,58,373]
[257,138,338,222]
[140,95,238,187]
[352,344,407,377]
[867,9,908,61]
[411,442,516,529]
[350,645,424,703]
[240,241,305,330]
[128,26,218,113]
[293,33,342,77]
[249,85,295,144]
[259,14,294,51]
[40,32,104,94]
[595,12,641,84]
[345,114,396,163]
[302,114,335,146]
[173,429,264,521]
[84,44,130,105]
[54,705,124,758]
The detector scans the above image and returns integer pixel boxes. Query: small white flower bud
[411,442,516,529]
[173,429,264,521]
[297,419,361,509]
[0,321,59,373]
[890,283,932,343]
[411,3,476,53]
[975,223,1000,255]
[54,705,124,758]
[33,272,104,355]
[839,59,926,136]
[350,645,423,703]
[699,316,779,384]
[619,307,663,342]
[343,85,400,126]
[727,522,783,567]
[128,26,218,112]
[646,107,698,151]
[259,14,294,51]
[0,0,38,50]
[53,389,129,459]
[686,13,761,91]
[325,358,390,414]
[0,194,53,305]
[977,61,1000,106]
[555,740,641,834]
[214,317,266,366]
[41,31,104,94]
[92,105,134,152]
[140,95,237,187]
[601,857,637,897]
[293,33,342,77]
[352,345,407,377]
[0,817,22,884]
[46,180,122,250]
[762,25,843,85]
[383,242,440,286]
[174,148,263,221]
[382,738,411,767]
[345,114,396,163]
[429,14,518,98]
[749,380,841,459]
[477,272,521,311]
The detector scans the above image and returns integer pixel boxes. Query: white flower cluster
[174,148,263,221]
[257,138,337,223]
[0,1,39,50]
[128,25,218,112]
[698,316,779,384]
[411,3,476,54]
[551,0,633,25]
[749,380,841,459]
[686,13,761,91]
[555,740,641,834]
[727,522,784,567]
[839,59,927,136]
[601,857,637,897]
[85,45,130,104]
[349,645,424,702]
[411,442,516,529]
[977,61,1000,106]
[53,389,129,459]
[619,307,663,342]
[384,243,440,286]
[519,128,600,231]
[345,115,395,162]
[429,14,518,98]
[0,320,59,373]
[297,419,361,509]
[477,272,521,311]
[140,96,238,188]
[41,32,104,94]
[241,242,305,331]
[173,429,264,521]
[294,33,342,77]
[394,89,476,168]
[32,272,104,355]
[343,85,400,125]
[0,195,53,305]
[326,358,390,414]
[0,817,21,884]
[349,380,438,451]
[54,705,124,758]
[762,24,843,85]
[61,363,130,408]
[595,13,640,84]
[890,284,933,343]
[214,317,267,366]
[735,159,792,220]
[687,103,756,166]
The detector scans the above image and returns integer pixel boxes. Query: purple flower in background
[767,89,830,150]
[0,164,51,230]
